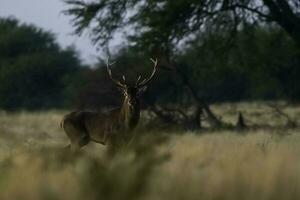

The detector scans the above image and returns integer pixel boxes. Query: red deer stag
[61,58,158,150]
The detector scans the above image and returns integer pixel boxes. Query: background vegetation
[0,19,299,115]
[0,18,83,110]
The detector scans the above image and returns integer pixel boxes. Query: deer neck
[119,97,140,130]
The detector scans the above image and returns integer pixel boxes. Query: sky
[0,0,100,65]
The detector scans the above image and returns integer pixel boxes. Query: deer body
[61,59,157,150]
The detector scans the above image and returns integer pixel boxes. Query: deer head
[106,58,158,108]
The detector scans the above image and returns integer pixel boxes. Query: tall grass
[0,102,300,200]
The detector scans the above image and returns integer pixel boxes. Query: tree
[63,0,224,127]
[180,24,300,101]
[63,0,300,50]
[0,17,82,110]
[63,0,300,128]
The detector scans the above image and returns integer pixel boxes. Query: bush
[0,17,83,110]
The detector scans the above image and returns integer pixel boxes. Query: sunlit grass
[0,102,300,200]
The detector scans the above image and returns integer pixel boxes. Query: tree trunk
[236,111,247,129]
[159,57,222,128]
[173,62,222,128]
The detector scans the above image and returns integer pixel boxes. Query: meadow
[0,102,300,200]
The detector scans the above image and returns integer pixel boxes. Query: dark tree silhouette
[63,0,300,128]
[0,17,83,110]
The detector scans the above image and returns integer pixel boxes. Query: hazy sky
[0,0,99,65]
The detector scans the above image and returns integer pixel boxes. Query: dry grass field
[0,102,300,200]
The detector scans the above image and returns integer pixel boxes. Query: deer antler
[136,58,158,88]
[106,58,125,87]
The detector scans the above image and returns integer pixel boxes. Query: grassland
[0,102,300,200]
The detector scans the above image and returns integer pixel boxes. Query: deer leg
[78,134,90,147]
[67,134,90,151]
[69,132,90,150]
[63,122,90,150]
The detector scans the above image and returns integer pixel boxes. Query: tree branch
[227,4,272,20]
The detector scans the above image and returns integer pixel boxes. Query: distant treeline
[0,17,299,111]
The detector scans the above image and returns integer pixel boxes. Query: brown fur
[61,95,140,150]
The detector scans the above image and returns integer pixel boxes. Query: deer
[61,58,158,151]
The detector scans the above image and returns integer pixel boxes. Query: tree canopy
[64,0,300,53]
[63,0,300,127]
[0,17,83,110]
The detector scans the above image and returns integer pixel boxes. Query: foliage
[180,25,300,102]
[0,17,83,110]
[63,0,300,51]
[71,25,300,110]
[63,0,300,128]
